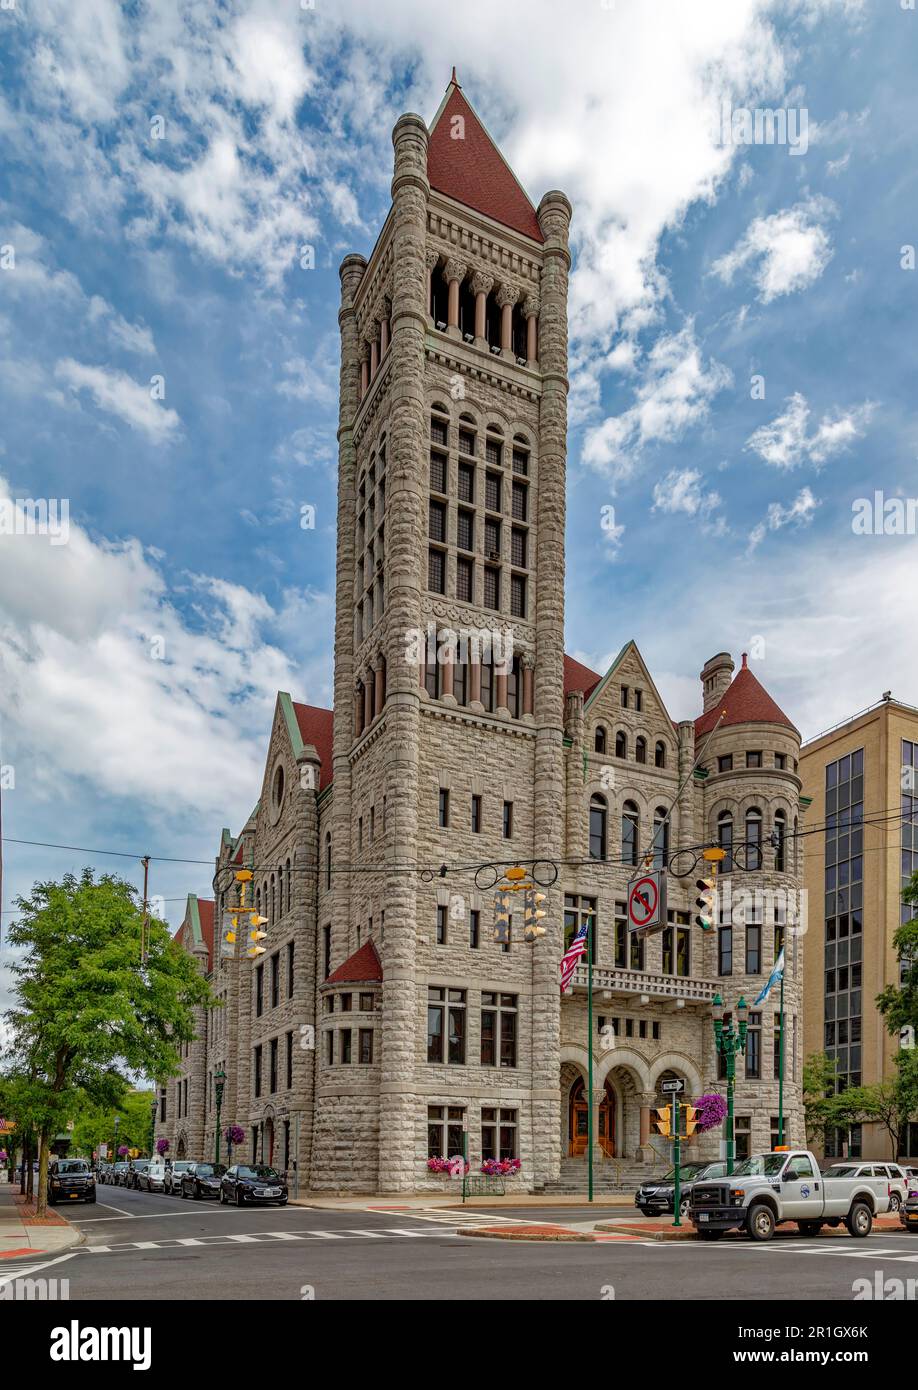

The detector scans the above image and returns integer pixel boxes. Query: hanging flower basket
[224,1125,245,1148]
[155,1138,170,1157]
[693,1092,728,1133]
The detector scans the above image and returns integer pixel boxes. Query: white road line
[131,1241,162,1250]
[85,1246,112,1253]
[0,1251,77,1289]
[307,1229,345,1238]
[227,1234,260,1242]
[382,1227,434,1237]
[75,1209,225,1223]
[90,1202,134,1216]
[176,1237,205,1246]
[262,1231,305,1240]
[345,1229,389,1238]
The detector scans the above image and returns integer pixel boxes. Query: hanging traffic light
[654,1106,672,1137]
[682,1105,698,1137]
[695,874,717,932]
[493,889,511,946]
[523,888,547,942]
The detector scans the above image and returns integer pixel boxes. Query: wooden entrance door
[569,1080,616,1156]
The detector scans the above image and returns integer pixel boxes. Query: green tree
[876,870,918,1037]
[70,1088,156,1159]
[803,1052,840,1146]
[2,870,213,1215]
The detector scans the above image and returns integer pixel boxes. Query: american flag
[559,920,589,993]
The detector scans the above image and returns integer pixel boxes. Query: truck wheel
[747,1203,776,1242]
[679,1197,691,1219]
[846,1201,872,1238]
[798,1221,822,1237]
[889,1194,901,1213]
[697,1228,724,1241]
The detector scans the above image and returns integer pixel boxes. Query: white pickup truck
[689,1148,890,1241]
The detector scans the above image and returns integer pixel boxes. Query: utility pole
[140,855,151,962]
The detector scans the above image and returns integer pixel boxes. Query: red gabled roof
[325,940,383,986]
[428,74,543,243]
[564,654,602,702]
[197,898,215,971]
[695,655,798,738]
[293,702,334,790]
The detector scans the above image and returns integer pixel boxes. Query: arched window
[615,731,627,759]
[717,811,733,874]
[635,736,647,765]
[595,726,607,754]
[355,681,365,736]
[269,877,275,923]
[745,808,763,871]
[652,807,669,870]
[774,811,787,872]
[622,801,639,866]
[655,741,666,769]
[324,833,331,892]
[589,795,608,860]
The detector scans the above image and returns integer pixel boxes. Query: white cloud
[745,392,875,469]
[582,324,732,488]
[0,474,333,820]
[652,467,725,534]
[747,486,819,551]
[54,359,181,442]
[710,197,835,302]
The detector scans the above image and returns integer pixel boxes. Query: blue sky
[1,0,917,989]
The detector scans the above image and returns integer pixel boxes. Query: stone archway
[176,1133,187,1160]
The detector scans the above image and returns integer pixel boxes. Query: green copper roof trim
[799,796,813,807]
[278,691,305,758]
[693,768,710,780]
[186,894,204,947]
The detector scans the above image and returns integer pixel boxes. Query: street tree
[1,870,214,1215]
[876,870,918,1037]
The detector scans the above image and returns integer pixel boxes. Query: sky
[1,0,917,1006]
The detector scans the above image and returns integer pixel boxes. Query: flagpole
[587,913,593,1204]
[778,967,785,1146]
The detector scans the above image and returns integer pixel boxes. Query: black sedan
[48,1158,96,1205]
[636,1161,728,1218]
[180,1162,227,1199]
[901,1189,918,1233]
[220,1164,288,1206]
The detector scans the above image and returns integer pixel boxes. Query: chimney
[700,652,735,715]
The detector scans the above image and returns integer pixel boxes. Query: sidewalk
[288,1191,635,1210]
[0,1182,84,1258]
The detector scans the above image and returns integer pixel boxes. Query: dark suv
[49,1158,96,1205]
[180,1162,227,1199]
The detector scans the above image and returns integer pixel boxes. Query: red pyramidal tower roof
[695,654,798,738]
[325,940,383,986]
[428,71,543,243]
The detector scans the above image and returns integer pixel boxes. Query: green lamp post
[149,1096,157,1157]
[214,1068,226,1164]
[712,993,748,1175]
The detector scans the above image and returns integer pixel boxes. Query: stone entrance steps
[540,1158,669,1195]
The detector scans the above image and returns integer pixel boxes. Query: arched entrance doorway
[176,1134,186,1159]
[568,1077,616,1157]
[263,1117,274,1167]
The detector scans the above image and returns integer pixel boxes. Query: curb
[457,1224,594,1242]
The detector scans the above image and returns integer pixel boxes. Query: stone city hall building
[156,76,806,1192]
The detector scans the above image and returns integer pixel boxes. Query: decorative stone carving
[522,294,541,319]
[495,282,520,309]
[471,270,495,297]
[442,257,468,284]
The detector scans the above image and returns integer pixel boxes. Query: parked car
[48,1158,96,1206]
[220,1164,288,1206]
[111,1162,130,1186]
[136,1159,166,1193]
[636,1161,728,1219]
[125,1160,150,1190]
[180,1162,227,1200]
[690,1148,889,1241]
[823,1161,908,1213]
[901,1188,918,1232]
[163,1161,195,1196]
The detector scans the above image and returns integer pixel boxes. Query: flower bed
[427,1155,469,1176]
[480,1158,522,1177]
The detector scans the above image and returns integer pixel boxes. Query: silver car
[164,1161,195,1196]
[823,1161,907,1213]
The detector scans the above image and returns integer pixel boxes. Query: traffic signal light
[246,912,269,958]
[654,1106,671,1137]
[523,888,547,942]
[493,889,511,945]
[682,1106,698,1137]
[695,874,717,932]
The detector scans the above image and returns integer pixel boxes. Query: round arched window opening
[272,764,285,810]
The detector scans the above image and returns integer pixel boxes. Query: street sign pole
[778,969,785,1147]
[672,1096,681,1228]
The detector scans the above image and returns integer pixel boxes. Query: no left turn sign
[627,870,666,934]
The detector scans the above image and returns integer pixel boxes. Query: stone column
[374,658,385,718]
[530,189,573,1188]
[354,684,363,737]
[522,651,535,717]
[378,110,430,1193]
[331,252,366,983]
[370,333,379,379]
[496,282,519,356]
[379,299,391,357]
[495,667,508,713]
[425,249,438,318]
[523,293,540,366]
[359,340,370,398]
[637,1091,656,1160]
[442,257,467,337]
[471,270,494,347]
[469,658,482,708]
[364,672,374,729]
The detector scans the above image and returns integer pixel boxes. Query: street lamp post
[214,1069,226,1164]
[113,1114,120,1166]
[149,1097,156,1157]
[712,993,748,1176]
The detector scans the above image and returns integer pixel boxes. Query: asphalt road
[9,1184,918,1301]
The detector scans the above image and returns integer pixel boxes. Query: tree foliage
[1,870,214,1213]
[876,870,918,1036]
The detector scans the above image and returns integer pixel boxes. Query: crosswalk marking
[227,1234,260,1243]
[176,1238,205,1246]
[75,1224,480,1255]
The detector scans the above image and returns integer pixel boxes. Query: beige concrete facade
[801,697,918,1161]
